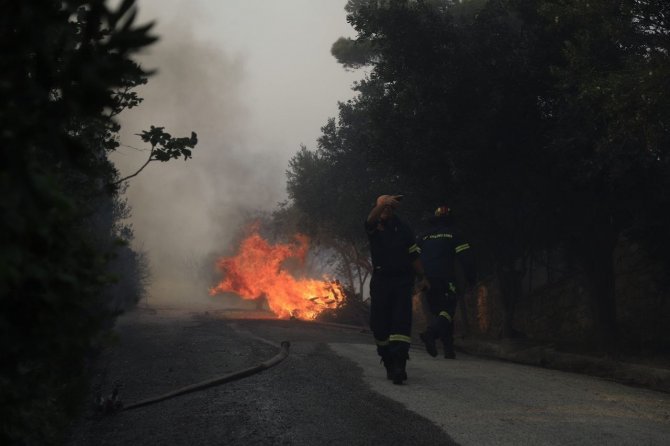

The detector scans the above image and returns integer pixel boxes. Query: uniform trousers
[423,277,459,354]
[369,273,413,359]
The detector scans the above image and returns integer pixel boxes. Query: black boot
[420,331,438,357]
[439,318,456,359]
[380,355,393,380]
[392,352,408,385]
[377,345,393,379]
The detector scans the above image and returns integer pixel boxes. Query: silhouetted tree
[289,0,670,349]
[1,1,198,443]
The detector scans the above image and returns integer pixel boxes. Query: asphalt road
[67,308,670,445]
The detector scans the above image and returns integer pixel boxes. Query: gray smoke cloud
[111,1,359,309]
[113,13,283,308]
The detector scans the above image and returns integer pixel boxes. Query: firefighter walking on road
[418,205,476,359]
[365,194,429,384]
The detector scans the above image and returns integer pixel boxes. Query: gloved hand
[376,194,403,208]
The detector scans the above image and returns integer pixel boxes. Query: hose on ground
[122,340,290,411]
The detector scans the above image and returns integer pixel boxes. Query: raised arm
[366,194,403,224]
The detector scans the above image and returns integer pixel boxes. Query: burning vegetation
[210,230,344,319]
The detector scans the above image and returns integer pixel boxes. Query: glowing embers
[210,231,343,319]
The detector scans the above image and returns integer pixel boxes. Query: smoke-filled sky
[112,1,362,307]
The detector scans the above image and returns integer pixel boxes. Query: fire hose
[121,340,290,412]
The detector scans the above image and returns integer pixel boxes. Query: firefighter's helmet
[434,205,451,217]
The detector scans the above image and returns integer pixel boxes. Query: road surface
[67,308,670,445]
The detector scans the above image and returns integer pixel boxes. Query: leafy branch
[113,126,198,185]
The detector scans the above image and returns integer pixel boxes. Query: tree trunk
[496,265,524,339]
[585,224,619,353]
[458,297,470,335]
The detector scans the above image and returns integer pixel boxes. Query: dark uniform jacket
[417,223,476,287]
[365,215,420,278]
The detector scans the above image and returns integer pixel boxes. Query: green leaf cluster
[139,126,198,162]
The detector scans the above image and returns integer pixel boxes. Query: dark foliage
[1,1,196,444]
[287,0,670,350]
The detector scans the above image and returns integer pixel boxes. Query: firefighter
[417,205,476,359]
[365,194,429,384]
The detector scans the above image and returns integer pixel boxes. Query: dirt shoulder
[454,337,670,393]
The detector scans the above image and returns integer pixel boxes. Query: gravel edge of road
[454,338,670,393]
[292,319,670,394]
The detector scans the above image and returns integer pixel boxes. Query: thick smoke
[112,1,359,308]
[113,17,280,308]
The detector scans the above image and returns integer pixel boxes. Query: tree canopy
[1,1,198,443]
[285,0,670,348]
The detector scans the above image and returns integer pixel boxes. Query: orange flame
[209,231,344,319]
